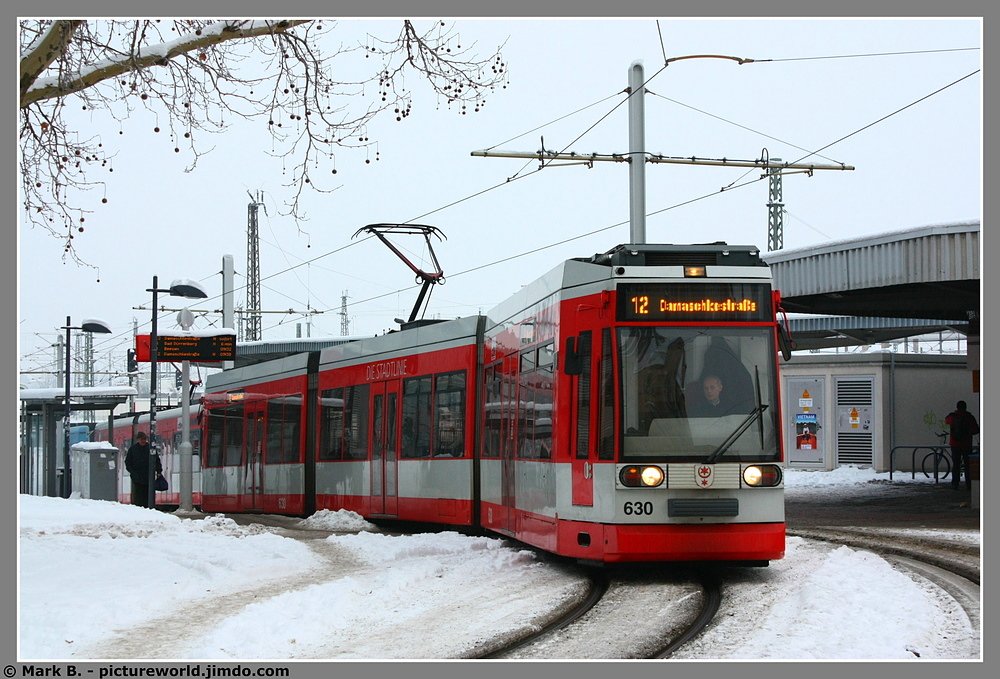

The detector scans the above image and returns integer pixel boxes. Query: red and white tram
[93,405,204,507]
[200,242,787,564]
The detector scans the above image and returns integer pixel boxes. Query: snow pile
[179,531,585,659]
[296,508,377,532]
[19,496,322,657]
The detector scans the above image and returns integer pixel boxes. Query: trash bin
[70,442,119,501]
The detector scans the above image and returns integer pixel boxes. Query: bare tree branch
[20,20,310,108]
[19,20,84,97]
[18,18,509,265]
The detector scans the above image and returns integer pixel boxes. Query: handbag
[155,473,168,491]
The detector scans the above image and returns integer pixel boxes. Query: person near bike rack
[945,400,979,491]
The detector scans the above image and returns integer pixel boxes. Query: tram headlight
[619,465,665,488]
[743,464,783,487]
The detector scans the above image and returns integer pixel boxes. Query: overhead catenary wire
[260,64,984,335]
[656,20,668,64]
[782,69,980,167]
[280,171,771,325]
[306,65,983,318]
[645,90,847,166]
[62,65,987,353]
[26,46,981,374]
[80,239,373,370]
[752,46,979,63]
[407,86,651,223]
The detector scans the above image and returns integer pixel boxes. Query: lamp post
[147,277,207,509]
[176,307,195,513]
[61,316,112,498]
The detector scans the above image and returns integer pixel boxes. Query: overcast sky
[17,17,982,387]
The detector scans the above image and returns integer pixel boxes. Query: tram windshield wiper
[704,404,769,464]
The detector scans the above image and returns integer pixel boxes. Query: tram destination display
[616,283,772,322]
[135,333,236,363]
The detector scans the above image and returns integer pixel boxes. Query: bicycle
[920,432,952,481]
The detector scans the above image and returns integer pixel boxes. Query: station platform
[785,479,980,532]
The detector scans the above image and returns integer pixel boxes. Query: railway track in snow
[476,565,722,660]
[788,526,980,584]
[209,515,977,660]
[788,527,981,655]
[478,525,980,660]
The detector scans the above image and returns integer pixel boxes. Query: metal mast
[246,191,264,341]
[628,61,647,245]
[82,332,94,387]
[56,337,64,388]
[472,61,853,247]
[767,158,785,251]
[339,290,351,336]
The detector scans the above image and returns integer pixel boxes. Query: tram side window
[403,376,432,458]
[598,329,615,460]
[575,331,593,460]
[206,406,243,467]
[346,385,369,459]
[206,410,225,467]
[282,399,302,462]
[519,345,553,459]
[265,397,302,463]
[266,401,284,464]
[319,387,345,461]
[319,386,368,460]
[434,371,466,457]
[519,352,536,458]
[537,344,554,458]
[224,407,243,466]
[483,364,501,459]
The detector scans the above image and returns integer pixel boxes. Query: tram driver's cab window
[618,328,779,462]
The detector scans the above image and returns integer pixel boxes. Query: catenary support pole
[628,61,647,246]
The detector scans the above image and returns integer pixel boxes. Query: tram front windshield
[618,326,779,463]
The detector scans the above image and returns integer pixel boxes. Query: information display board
[135,333,236,363]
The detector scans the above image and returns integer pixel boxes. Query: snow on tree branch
[18,19,509,266]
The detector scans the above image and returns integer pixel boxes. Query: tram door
[500,356,518,534]
[571,331,595,506]
[243,401,265,511]
[370,382,399,516]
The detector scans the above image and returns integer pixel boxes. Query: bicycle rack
[888,445,953,482]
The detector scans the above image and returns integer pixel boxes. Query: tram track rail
[788,526,980,584]
[476,566,723,660]
[475,570,611,659]
[447,522,978,660]
[789,526,981,656]
[223,516,979,660]
[652,572,722,658]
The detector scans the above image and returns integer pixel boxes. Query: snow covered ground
[17,466,981,661]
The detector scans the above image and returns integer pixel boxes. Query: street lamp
[61,316,112,498]
[147,276,207,508]
[176,307,196,514]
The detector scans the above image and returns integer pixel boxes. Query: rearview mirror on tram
[563,336,583,375]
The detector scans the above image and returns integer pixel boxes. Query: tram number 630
[623,501,654,516]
